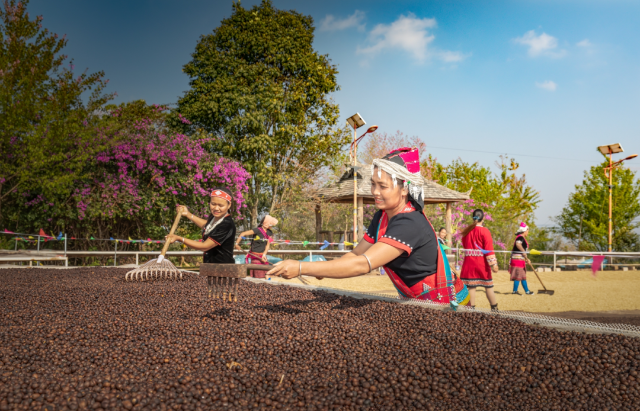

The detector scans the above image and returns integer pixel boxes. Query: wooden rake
[125,212,183,281]
[201,263,310,302]
[527,259,555,295]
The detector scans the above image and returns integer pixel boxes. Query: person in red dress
[459,209,499,310]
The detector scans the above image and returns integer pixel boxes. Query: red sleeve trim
[209,238,220,246]
[363,233,375,244]
[379,238,412,256]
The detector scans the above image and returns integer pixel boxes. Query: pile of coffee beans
[0,268,638,410]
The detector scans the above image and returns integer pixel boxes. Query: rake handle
[526,259,548,291]
[161,212,182,257]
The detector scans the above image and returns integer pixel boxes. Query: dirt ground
[269,269,640,316]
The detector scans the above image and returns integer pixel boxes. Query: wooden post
[315,204,322,243]
[357,197,364,242]
[445,202,453,252]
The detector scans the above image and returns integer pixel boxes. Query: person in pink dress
[459,209,499,311]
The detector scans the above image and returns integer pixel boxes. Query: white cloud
[357,14,467,63]
[514,30,565,58]
[320,10,365,32]
[577,39,592,48]
[536,80,557,91]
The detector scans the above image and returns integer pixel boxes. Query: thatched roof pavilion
[314,165,470,246]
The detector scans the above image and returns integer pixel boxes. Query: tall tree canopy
[555,161,640,251]
[174,0,348,226]
[0,0,113,224]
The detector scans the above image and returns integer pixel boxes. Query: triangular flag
[110,237,114,241]
[71,237,76,240]
[285,240,290,244]
[128,237,133,241]
[344,241,353,246]
[441,245,451,251]
[39,228,46,237]
[303,241,309,246]
[147,238,152,242]
[4,229,14,234]
[90,236,95,240]
[28,236,33,239]
[530,249,542,256]
[56,232,62,240]
[320,240,330,250]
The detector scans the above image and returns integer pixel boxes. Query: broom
[125,212,183,281]
[527,250,555,295]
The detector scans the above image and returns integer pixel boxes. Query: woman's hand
[234,244,243,251]
[261,255,268,263]
[165,234,181,244]
[267,260,300,279]
[176,204,190,217]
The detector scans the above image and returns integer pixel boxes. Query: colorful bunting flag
[303,241,309,246]
[530,249,542,256]
[56,232,63,240]
[320,240,330,250]
[344,241,353,246]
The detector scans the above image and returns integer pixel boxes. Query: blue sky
[28,0,640,225]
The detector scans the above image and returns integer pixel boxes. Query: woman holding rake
[165,187,237,264]
[235,215,278,278]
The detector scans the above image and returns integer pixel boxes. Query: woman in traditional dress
[165,187,236,264]
[235,215,278,278]
[268,147,469,306]
[437,228,447,246]
[509,222,533,295]
[459,209,499,310]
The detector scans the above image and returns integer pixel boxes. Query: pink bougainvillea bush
[14,102,251,247]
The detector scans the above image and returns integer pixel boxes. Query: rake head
[125,256,184,281]
[207,276,241,302]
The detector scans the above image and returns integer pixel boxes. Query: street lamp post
[597,143,638,252]
[346,113,378,245]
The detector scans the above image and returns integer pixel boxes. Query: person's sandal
[490,304,499,312]
[525,291,534,295]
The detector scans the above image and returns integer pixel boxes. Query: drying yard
[1,267,639,410]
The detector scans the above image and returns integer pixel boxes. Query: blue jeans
[513,280,530,293]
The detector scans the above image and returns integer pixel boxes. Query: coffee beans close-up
[1,268,639,410]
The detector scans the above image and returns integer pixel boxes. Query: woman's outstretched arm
[166,235,217,252]
[267,242,402,279]
[235,230,255,249]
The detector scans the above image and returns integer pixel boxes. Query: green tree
[555,161,640,251]
[424,155,541,249]
[0,0,113,224]
[174,0,347,227]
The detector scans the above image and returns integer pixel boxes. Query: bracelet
[362,254,372,272]
[181,237,185,244]
[298,261,302,277]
